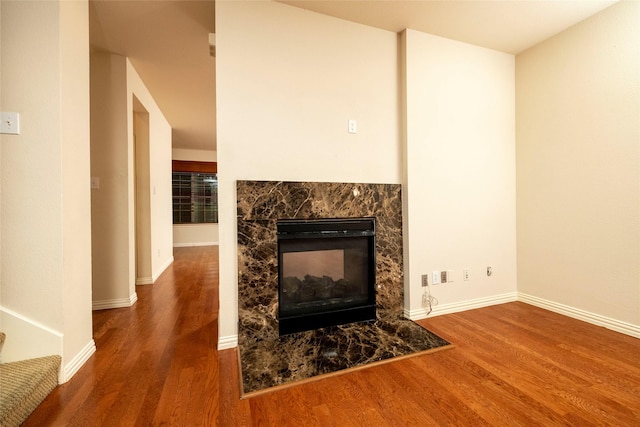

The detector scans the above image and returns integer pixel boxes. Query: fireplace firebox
[277,218,376,335]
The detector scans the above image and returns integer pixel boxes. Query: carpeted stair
[0,333,61,427]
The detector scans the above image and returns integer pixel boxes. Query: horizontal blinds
[172,169,218,224]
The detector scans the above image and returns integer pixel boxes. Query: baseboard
[173,242,219,247]
[92,292,138,310]
[62,339,96,383]
[518,293,640,339]
[218,334,238,350]
[0,306,63,363]
[135,256,174,286]
[406,292,519,321]
[136,276,153,285]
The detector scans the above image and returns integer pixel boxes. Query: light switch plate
[431,271,441,285]
[1,112,20,135]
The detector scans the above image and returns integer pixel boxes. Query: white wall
[402,30,517,317]
[172,148,219,247]
[0,0,94,381]
[216,1,401,346]
[91,52,173,308]
[516,1,640,331]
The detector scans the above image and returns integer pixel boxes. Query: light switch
[1,112,20,135]
[431,271,441,285]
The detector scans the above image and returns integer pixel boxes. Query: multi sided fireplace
[277,217,376,335]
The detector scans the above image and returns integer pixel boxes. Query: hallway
[24,246,220,425]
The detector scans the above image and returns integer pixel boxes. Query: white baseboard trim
[406,292,519,321]
[173,242,219,247]
[92,292,138,311]
[136,277,153,285]
[218,334,238,350]
[135,256,174,286]
[518,293,640,339]
[62,339,96,383]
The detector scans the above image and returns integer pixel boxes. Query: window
[172,161,218,224]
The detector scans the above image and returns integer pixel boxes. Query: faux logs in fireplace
[277,218,376,335]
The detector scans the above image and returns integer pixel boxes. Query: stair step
[0,355,61,427]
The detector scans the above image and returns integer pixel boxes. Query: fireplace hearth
[277,218,376,335]
[236,180,450,395]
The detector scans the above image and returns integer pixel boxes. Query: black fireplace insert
[277,217,376,335]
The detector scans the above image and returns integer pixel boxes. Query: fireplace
[277,217,376,335]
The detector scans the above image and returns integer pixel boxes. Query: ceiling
[89,0,618,152]
[89,0,216,152]
[282,0,619,54]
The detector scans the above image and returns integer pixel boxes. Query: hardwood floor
[24,246,220,426]
[25,246,640,426]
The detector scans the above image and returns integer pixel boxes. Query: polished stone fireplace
[236,180,449,395]
[277,217,376,335]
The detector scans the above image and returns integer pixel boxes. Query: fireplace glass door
[277,218,376,335]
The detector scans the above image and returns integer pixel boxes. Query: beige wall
[134,104,152,284]
[0,0,3,342]
[127,61,174,284]
[172,148,219,247]
[216,2,519,346]
[90,53,131,305]
[516,1,640,328]
[91,53,173,307]
[216,1,401,345]
[402,30,517,317]
[172,148,216,163]
[0,0,94,380]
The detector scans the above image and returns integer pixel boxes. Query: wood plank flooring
[24,246,640,426]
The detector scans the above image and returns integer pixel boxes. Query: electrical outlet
[440,271,447,283]
[463,269,470,281]
[421,274,429,287]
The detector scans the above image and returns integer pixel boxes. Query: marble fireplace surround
[237,180,450,395]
